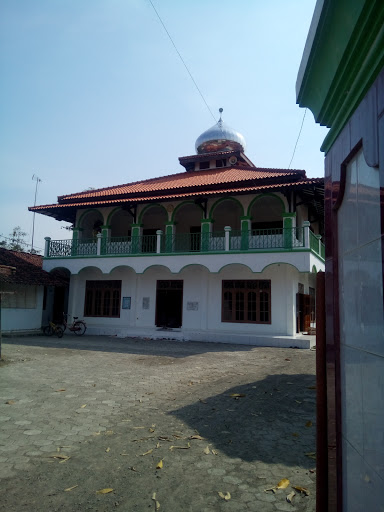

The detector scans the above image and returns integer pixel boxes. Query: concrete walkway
[0,335,317,511]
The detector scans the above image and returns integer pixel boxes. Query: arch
[217,262,254,274]
[77,208,104,228]
[179,263,211,274]
[108,264,137,275]
[107,207,134,237]
[209,197,244,231]
[209,197,244,218]
[138,203,168,224]
[142,264,174,275]
[77,266,104,276]
[48,266,71,278]
[260,262,301,273]
[247,193,286,217]
[171,200,204,223]
[77,209,104,239]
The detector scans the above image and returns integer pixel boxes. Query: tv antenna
[31,174,42,252]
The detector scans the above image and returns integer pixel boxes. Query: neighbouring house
[0,248,69,334]
[29,114,324,348]
[296,0,384,510]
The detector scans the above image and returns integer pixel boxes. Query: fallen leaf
[156,442,160,449]
[211,449,218,455]
[105,447,110,453]
[55,389,66,392]
[120,453,129,456]
[133,426,145,430]
[229,393,246,398]
[292,433,299,437]
[151,424,156,428]
[93,432,101,436]
[305,452,316,460]
[305,421,313,427]
[50,454,70,460]
[96,488,114,494]
[285,358,291,361]
[5,400,15,405]
[203,446,211,455]
[169,443,190,451]
[199,398,207,404]
[142,449,153,456]
[158,436,170,441]
[277,478,290,489]
[172,434,184,439]
[218,491,231,501]
[156,460,163,469]
[64,485,78,492]
[129,466,137,472]
[292,485,310,496]
[152,492,160,510]
[105,431,114,435]
[286,491,295,503]
[264,487,277,494]
[59,457,71,464]
[307,385,316,390]
[189,435,204,440]
[80,404,87,408]
[295,400,302,404]
[149,428,155,433]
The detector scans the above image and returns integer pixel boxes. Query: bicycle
[61,313,87,336]
[42,321,64,338]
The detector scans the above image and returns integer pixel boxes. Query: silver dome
[195,117,246,155]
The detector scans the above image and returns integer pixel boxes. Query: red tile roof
[57,166,306,202]
[0,249,68,285]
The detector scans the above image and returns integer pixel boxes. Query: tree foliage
[0,226,39,254]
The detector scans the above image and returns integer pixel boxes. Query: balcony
[44,227,325,261]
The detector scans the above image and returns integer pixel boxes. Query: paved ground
[0,335,317,512]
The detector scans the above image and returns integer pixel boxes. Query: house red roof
[29,164,323,224]
[57,166,306,202]
[0,249,68,286]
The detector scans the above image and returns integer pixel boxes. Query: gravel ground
[0,335,317,511]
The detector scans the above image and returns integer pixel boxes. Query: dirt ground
[0,336,317,511]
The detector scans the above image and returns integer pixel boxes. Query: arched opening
[211,199,242,232]
[109,209,134,238]
[173,202,203,252]
[79,210,104,240]
[140,205,167,253]
[249,195,284,230]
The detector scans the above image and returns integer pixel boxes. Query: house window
[199,161,210,170]
[84,280,121,317]
[222,280,271,324]
[216,159,227,168]
[1,283,37,309]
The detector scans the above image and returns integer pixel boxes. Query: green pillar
[282,212,296,249]
[165,222,175,253]
[72,228,82,256]
[240,216,251,250]
[201,219,212,252]
[131,223,142,253]
[100,225,110,255]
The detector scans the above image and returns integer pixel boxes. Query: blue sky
[0,0,328,253]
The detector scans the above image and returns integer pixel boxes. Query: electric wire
[0,234,43,252]
[288,108,307,169]
[148,0,217,122]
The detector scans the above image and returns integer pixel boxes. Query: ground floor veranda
[51,261,318,349]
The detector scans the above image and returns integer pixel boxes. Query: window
[84,280,121,317]
[1,284,37,309]
[222,280,271,324]
[216,159,227,168]
[199,161,210,170]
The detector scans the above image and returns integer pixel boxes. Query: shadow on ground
[169,373,317,468]
[3,335,254,359]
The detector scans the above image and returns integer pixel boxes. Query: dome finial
[219,107,223,121]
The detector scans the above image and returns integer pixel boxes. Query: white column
[224,226,231,251]
[303,221,310,248]
[156,230,163,254]
[44,237,51,257]
[96,233,102,255]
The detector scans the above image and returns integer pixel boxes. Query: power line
[0,234,43,252]
[288,108,307,169]
[148,0,216,123]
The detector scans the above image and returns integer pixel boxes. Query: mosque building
[30,112,324,347]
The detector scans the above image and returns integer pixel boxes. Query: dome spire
[195,110,246,154]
